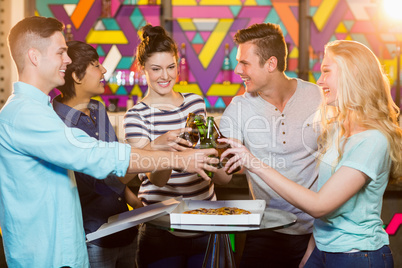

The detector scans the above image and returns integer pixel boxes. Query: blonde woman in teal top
[220,40,402,268]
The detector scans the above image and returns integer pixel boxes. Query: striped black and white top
[123,93,216,206]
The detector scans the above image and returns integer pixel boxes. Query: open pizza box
[86,197,266,241]
[170,199,266,226]
[86,197,182,242]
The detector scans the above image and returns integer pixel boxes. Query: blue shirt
[314,130,390,252]
[53,98,137,248]
[0,82,131,267]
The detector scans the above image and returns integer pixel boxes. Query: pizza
[183,207,251,215]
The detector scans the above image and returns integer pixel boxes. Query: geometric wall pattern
[36,0,402,110]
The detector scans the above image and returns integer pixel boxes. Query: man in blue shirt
[0,16,218,267]
[53,40,142,267]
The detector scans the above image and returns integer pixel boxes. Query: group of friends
[0,15,401,268]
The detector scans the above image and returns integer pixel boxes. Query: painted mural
[35,0,402,110]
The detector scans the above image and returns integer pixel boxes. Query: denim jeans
[86,237,137,268]
[305,245,394,268]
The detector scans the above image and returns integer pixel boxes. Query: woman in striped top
[124,24,228,268]
[125,92,215,205]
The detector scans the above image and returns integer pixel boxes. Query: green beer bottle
[199,116,216,178]
[213,121,242,175]
[194,115,206,146]
[179,113,198,148]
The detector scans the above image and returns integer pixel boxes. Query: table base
[202,233,236,268]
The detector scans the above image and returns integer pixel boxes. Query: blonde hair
[317,40,402,182]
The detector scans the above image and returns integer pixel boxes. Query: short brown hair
[234,23,287,72]
[8,16,64,72]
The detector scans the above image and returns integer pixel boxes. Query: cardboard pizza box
[86,197,182,242]
[169,199,266,226]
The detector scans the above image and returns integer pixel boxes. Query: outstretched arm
[127,147,219,182]
[299,235,315,268]
[127,128,205,186]
[124,186,143,209]
[219,138,368,218]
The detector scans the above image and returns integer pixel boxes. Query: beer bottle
[222,43,232,85]
[174,114,207,173]
[65,24,74,42]
[199,116,216,178]
[213,121,241,175]
[194,115,206,146]
[179,43,189,85]
[179,113,198,148]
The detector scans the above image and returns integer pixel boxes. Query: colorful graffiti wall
[35,0,402,110]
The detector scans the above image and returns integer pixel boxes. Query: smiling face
[75,60,107,98]
[234,42,270,94]
[317,52,338,106]
[142,52,178,97]
[37,31,72,91]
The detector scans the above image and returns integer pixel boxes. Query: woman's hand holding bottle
[218,138,261,174]
[147,128,193,151]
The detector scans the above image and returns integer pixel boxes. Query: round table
[147,207,297,268]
